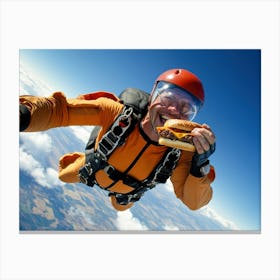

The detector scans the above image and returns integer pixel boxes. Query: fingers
[192,124,216,154]
[202,123,211,130]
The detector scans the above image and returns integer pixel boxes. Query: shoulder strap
[95,105,138,159]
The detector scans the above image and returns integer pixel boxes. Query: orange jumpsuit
[20,91,215,211]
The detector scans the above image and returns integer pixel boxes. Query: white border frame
[1,0,279,279]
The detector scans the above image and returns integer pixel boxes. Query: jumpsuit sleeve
[19,91,122,132]
[170,151,216,210]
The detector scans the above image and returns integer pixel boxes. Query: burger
[156,119,202,152]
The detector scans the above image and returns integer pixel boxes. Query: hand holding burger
[157,119,216,177]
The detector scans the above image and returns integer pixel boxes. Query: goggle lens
[151,81,202,121]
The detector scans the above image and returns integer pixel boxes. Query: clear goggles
[151,81,203,121]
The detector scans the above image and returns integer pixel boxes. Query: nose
[167,103,179,113]
[168,103,186,116]
[166,104,182,119]
[167,103,191,120]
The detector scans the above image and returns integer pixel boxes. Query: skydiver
[20,68,216,211]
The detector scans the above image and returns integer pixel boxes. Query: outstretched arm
[19,91,122,132]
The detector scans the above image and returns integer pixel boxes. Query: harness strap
[145,148,181,186]
[97,106,136,159]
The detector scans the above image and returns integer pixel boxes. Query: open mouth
[159,114,179,125]
[159,114,171,124]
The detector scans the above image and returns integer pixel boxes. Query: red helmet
[155,69,204,103]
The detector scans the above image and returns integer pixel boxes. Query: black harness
[78,89,181,205]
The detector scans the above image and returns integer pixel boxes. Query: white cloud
[20,147,40,171]
[20,63,54,97]
[19,147,63,188]
[70,126,92,145]
[45,167,63,186]
[20,132,53,153]
[161,179,174,192]
[198,206,239,230]
[116,209,148,230]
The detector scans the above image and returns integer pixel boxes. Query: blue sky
[19,49,261,230]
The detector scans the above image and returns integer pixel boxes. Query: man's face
[148,89,199,131]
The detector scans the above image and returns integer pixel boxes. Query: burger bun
[158,137,196,152]
[163,119,202,131]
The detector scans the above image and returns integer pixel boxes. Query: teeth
[161,115,171,120]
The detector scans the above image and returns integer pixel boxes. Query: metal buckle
[84,163,93,176]
[121,106,133,119]
[79,175,88,185]
[115,193,132,205]
[104,165,114,176]
[78,163,92,185]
